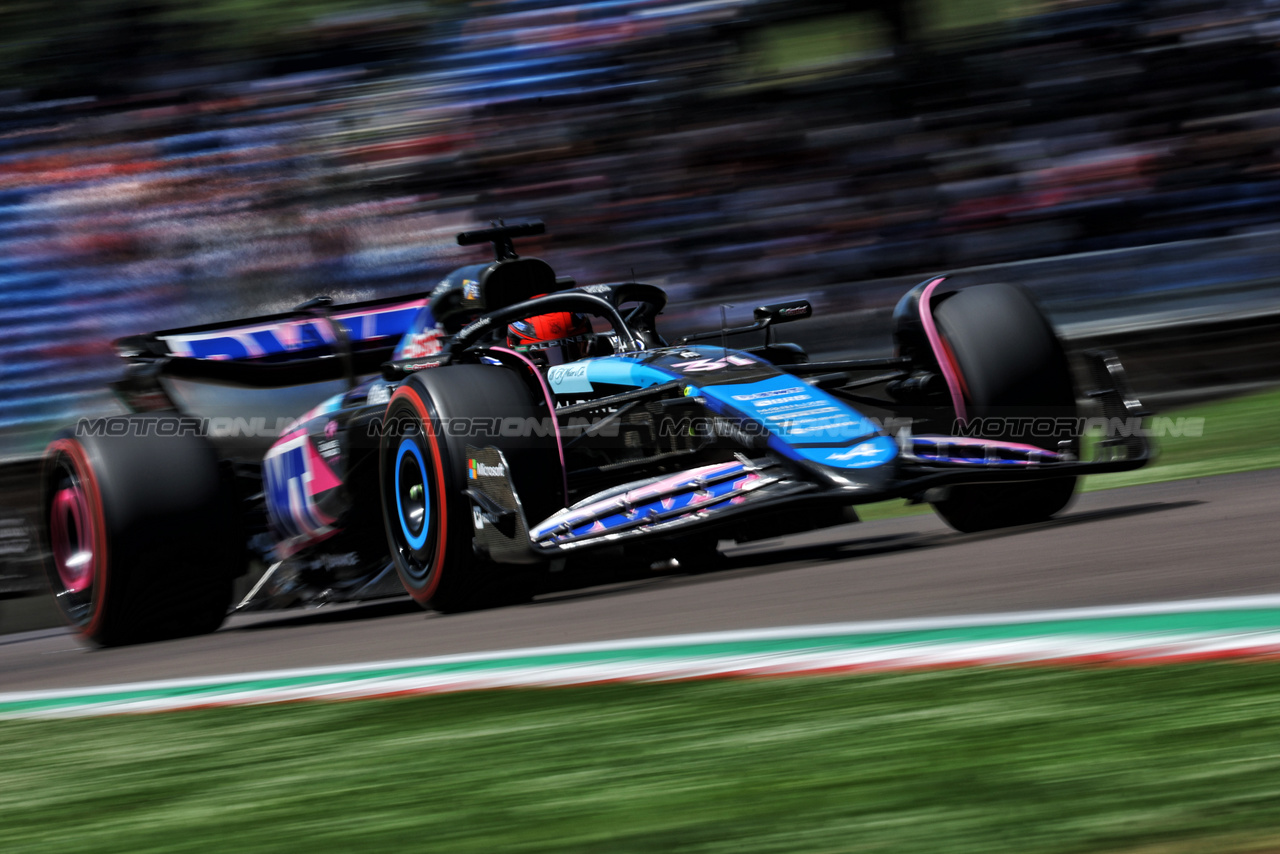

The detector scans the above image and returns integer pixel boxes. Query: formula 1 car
[42,221,1151,645]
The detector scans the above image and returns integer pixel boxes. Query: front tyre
[381,388,454,606]
[380,365,560,612]
[925,283,1079,533]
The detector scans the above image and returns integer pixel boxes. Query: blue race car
[42,221,1150,644]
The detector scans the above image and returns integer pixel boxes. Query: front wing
[465,433,1151,559]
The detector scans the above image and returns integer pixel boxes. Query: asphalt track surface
[3,469,1277,694]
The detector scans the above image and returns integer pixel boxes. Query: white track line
[5,593,1280,708]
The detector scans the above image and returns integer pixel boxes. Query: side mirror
[754,300,812,324]
[677,299,812,346]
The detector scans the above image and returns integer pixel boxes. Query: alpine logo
[827,444,883,461]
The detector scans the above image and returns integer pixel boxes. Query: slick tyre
[926,283,1079,533]
[380,365,560,613]
[43,417,241,646]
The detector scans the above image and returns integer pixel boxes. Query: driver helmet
[507,312,593,366]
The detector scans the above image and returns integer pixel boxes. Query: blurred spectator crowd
[3,0,1280,455]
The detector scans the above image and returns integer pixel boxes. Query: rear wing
[112,294,426,414]
[117,294,426,363]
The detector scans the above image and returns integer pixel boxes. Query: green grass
[920,0,1041,35]
[1080,387,1280,491]
[855,386,1280,522]
[745,0,1041,81]
[750,0,1040,75]
[749,14,890,75]
[8,664,1280,853]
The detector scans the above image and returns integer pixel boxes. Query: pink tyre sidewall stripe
[918,277,968,424]
[488,346,569,508]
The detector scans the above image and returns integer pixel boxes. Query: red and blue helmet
[507,312,593,366]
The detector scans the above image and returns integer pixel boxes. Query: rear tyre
[380,365,561,613]
[926,283,1079,533]
[42,417,241,646]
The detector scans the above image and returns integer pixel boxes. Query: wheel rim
[47,454,99,626]
[50,481,94,593]
[384,389,451,601]
[394,435,432,552]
